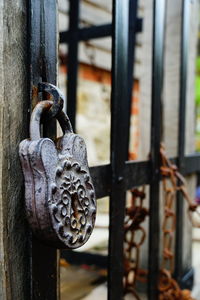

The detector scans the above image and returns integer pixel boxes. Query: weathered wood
[0,0,29,299]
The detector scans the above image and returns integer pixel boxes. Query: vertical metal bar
[29,1,59,299]
[41,0,57,138]
[175,0,190,281]
[148,1,166,299]
[66,0,80,131]
[126,0,139,159]
[108,0,129,299]
[28,0,41,110]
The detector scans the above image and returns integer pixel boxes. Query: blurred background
[57,0,200,299]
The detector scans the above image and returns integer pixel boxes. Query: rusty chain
[123,144,199,299]
[159,144,195,299]
[160,144,200,229]
[123,187,148,298]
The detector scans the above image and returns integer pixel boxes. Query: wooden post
[0,0,29,299]
[0,1,59,299]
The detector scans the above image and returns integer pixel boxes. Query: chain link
[123,188,148,298]
[123,144,199,299]
[159,144,196,299]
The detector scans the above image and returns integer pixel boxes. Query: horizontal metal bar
[90,164,111,198]
[63,24,112,42]
[91,153,200,199]
[183,154,200,175]
[124,160,151,188]
[59,18,142,43]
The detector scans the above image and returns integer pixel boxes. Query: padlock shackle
[38,82,64,117]
[30,100,73,141]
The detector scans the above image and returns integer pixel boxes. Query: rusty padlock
[19,90,96,249]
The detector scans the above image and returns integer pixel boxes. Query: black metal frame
[62,0,197,299]
[28,0,198,299]
[175,0,191,283]
[148,1,166,297]
[28,1,58,299]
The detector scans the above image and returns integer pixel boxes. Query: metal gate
[28,0,199,299]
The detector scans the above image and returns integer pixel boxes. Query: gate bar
[108,0,129,299]
[175,0,190,281]
[90,153,200,199]
[125,0,139,159]
[66,0,80,131]
[59,19,142,43]
[63,4,141,133]
[148,0,166,298]
[28,1,58,299]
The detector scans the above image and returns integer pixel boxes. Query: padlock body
[19,132,96,249]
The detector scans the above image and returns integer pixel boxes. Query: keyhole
[71,192,78,218]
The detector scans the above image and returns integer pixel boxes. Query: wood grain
[0,0,29,299]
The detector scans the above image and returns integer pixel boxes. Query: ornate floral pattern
[52,159,96,248]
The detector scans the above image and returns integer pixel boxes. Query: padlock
[19,99,96,249]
